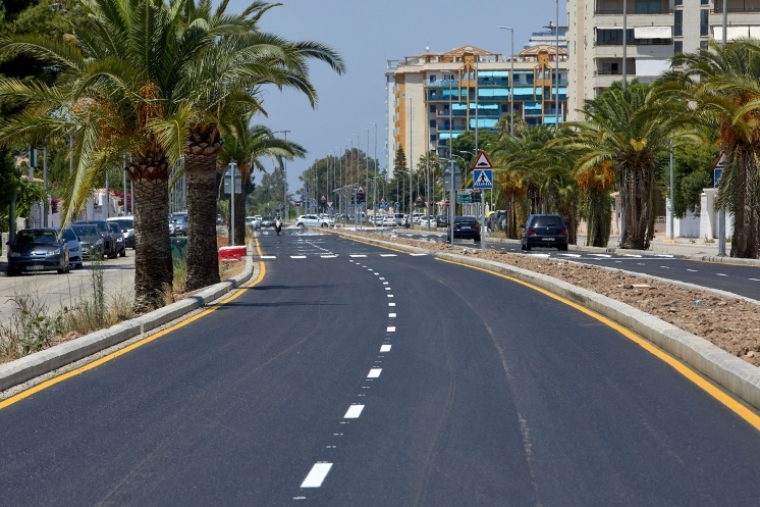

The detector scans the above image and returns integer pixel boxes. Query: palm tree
[566,81,687,250]
[666,40,760,258]
[180,0,345,291]
[0,0,216,312]
[218,117,305,245]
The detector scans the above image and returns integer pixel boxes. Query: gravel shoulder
[353,231,760,368]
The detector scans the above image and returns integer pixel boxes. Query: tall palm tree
[0,0,216,312]
[566,81,687,250]
[180,0,345,291]
[666,40,760,258]
[218,117,305,245]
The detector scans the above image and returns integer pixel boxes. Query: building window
[429,120,436,129]
[674,40,683,53]
[700,10,709,36]
[429,75,436,83]
[430,105,436,113]
[700,40,709,49]
[674,10,683,37]
[674,0,682,4]
[430,135,437,143]
[701,0,709,4]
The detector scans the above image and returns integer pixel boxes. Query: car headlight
[9,251,20,257]
[71,246,80,253]
[47,248,61,256]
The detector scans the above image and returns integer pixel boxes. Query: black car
[71,223,106,260]
[6,228,70,276]
[521,214,569,251]
[447,216,481,242]
[75,220,118,258]
[108,217,135,248]
[260,215,275,228]
[436,214,449,228]
[107,221,127,257]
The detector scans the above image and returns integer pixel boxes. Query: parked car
[245,216,261,230]
[295,214,332,228]
[372,214,385,226]
[382,215,396,226]
[171,212,188,236]
[419,216,436,228]
[436,214,449,228]
[412,212,424,224]
[71,223,105,260]
[107,221,127,257]
[447,216,481,242]
[60,226,84,270]
[107,216,135,248]
[260,215,275,228]
[393,213,406,225]
[75,220,118,258]
[520,214,569,251]
[6,228,70,276]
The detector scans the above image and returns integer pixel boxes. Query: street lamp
[499,26,515,136]
[406,97,414,216]
[370,122,378,224]
[274,129,290,219]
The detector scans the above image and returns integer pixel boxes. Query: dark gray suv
[521,214,569,251]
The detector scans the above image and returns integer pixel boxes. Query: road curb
[0,256,256,393]
[338,231,760,413]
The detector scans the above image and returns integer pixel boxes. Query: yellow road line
[436,257,760,432]
[0,238,267,411]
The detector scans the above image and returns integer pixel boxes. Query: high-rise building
[385,44,568,179]
[566,0,760,121]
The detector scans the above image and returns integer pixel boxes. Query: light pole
[622,0,627,91]
[364,127,370,220]
[407,97,414,217]
[275,129,290,219]
[499,26,515,136]
[719,0,727,256]
[370,122,378,223]
[555,0,560,125]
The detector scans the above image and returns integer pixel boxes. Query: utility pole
[275,130,291,219]
[718,0,727,256]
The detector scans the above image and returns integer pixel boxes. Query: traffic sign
[472,151,493,170]
[714,151,727,169]
[714,169,722,188]
[356,185,366,194]
[473,169,493,189]
[394,201,401,209]
[295,200,301,207]
[456,191,472,204]
[320,195,327,202]
[380,201,390,209]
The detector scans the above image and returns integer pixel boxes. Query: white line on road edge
[388,302,396,307]
[380,254,397,257]
[344,404,365,418]
[300,463,333,488]
[410,254,428,257]
[387,326,396,332]
[558,253,582,258]
[589,254,612,258]
[368,368,382,378]
[654,254,674,258]
[290,256,307,259]
[350,255,367,258]
[380,345,392,352]
[622,254,643,258]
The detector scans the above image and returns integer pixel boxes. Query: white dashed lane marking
[290,256,307,259]
[368,368,382,378]
[717,273,728,277]
[387,326,396,332]
[687,269,698,272]
[380,345,392,352]
[350,255,367,258]
[344,404,365,418]
[388,302,396,307]
[387,294,394,298]
[380,254,397,257]
[750,278,760,282]
[300,463,333,488]
[389,313,396,318]
[261,256,276,259]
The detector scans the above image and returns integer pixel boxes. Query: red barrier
[218,245,247,261]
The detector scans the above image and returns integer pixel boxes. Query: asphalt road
[0,253,135,322]
[385,229,760,301]
[1,232,759,506]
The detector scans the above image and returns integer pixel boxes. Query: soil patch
[353,232,760,367]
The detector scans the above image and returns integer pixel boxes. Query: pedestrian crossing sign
[473,169,493,189]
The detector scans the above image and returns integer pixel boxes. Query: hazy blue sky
[242,0,567,195]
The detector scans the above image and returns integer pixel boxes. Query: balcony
[594,0,670,15]
[712,0,760,13]
[427,79,459,88]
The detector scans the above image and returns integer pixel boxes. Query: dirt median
[351,231,760,368]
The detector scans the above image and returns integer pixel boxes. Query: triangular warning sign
[714,151,727,169]
[472,151,493,170]
[475,171,492,187]
[356,185,366,194]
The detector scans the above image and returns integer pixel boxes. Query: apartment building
[566,0,760,120]
[385,44,568,179]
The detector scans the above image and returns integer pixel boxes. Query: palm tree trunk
[730,149,760,258]
[185,152,221,291]
[226,193,246,246]
[127,157,173,314]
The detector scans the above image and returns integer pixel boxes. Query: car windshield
[109,223,120,233]
[72,224,99,237]
[172,215,187,224]
[61,228,77,241]
[15,229,57,245]
[263,216,273,221]
[112,219,133,230]
[532,216,564,227]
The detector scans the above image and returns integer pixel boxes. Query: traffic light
[51,198,58,214]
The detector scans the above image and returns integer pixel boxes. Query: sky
[239,0,567,197]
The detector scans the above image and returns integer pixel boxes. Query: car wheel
[76,262,84,270]
[6,268,19,277]
[474,236,481,242]
[558,244,568,251]
[120,249,126,257]
[321,223,327,228]
[525,244,531,251]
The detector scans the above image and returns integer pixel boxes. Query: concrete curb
[0,256,255,392]
[338,231,760,412]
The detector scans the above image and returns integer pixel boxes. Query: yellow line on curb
[438,256,760,432]
[0,238,267,411]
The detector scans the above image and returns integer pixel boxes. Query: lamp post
[407,97,414,217]
[499,26,515,136]
[555,0,560,125]
[370,122,378,224]
[718,0,727,256]
[622,0,627,91]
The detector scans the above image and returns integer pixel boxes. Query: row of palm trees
[408,40,760,259]
[0,0,344,312]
